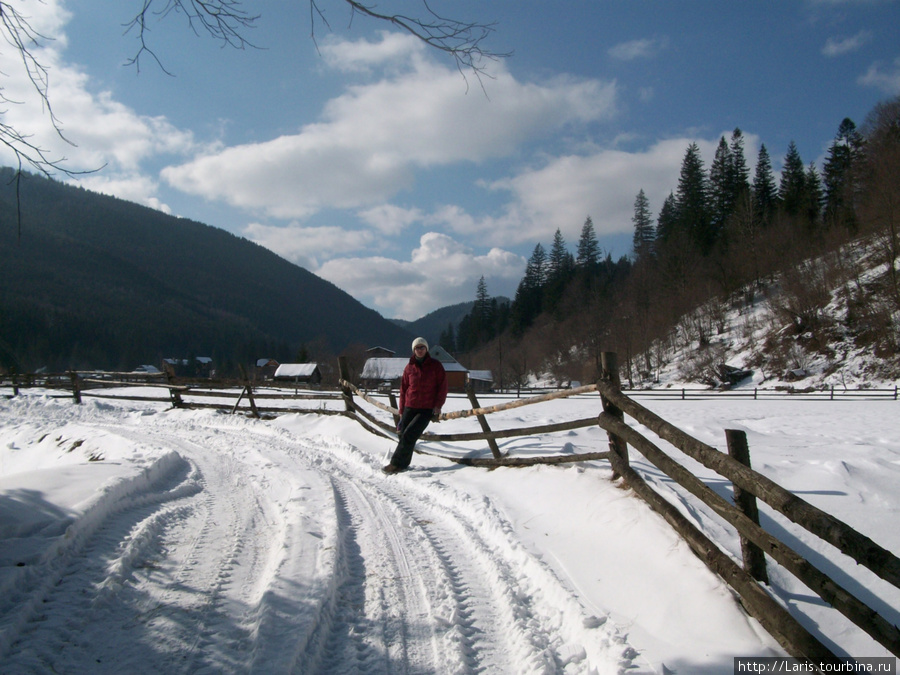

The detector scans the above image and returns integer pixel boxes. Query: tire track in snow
[0,449,204,672]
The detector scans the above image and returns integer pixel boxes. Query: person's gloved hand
[432,407,442,423]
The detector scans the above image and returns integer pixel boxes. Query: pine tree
[675,142,712,253]
[752,144,778,228]
[729,128,751,197]
[655,192,678,243]
[547,229,571,281]
[709,136,733,235]
[778,141,807,218]
[805,162,824,231]
[823,117,864,231]
[631,189,655,260]
[510,243,547,334]
[545,229,575,313]
[576,217,601,268]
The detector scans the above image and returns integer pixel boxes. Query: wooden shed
[274,363,322,386]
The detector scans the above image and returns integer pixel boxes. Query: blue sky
[3,0,899,319]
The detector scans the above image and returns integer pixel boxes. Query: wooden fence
[3,356,900,663]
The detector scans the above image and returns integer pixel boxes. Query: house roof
[469,370,493,382]
[361,358,408,380]
[274,363,319,378]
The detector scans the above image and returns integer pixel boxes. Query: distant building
[274,363,322,386]
[361,357,408,391]
[468,369,494,393]
[163,357,213,378]
[255,358,279,381]
[429,345,468,392]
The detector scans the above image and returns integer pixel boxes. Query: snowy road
[0,398,635,674]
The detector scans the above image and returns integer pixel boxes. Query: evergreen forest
[446,95,900,389]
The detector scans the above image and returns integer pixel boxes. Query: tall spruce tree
[675,142,712,253]
[730,128,751,197]
[631,189,655,260]
[823,117,864,231]
[709,136,733,236]
[805,162,824,231]
[576,217,601,268]
[510,243,547,334]
[778,141,807,218]
[545,229,575,312]
[655,192,678,243]
[752,144,778,228]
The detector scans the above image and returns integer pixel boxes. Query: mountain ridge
[0,169,413,373]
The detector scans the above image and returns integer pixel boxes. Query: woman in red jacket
[383,337,448,474]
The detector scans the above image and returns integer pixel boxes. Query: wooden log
[596,379,900,592]
[606,443,837,663]
[600,352,628,477]
[420,417,600,443]
[337,358,354,413]
[438,383,599,420]
[467,384,502,459]
[598,412,900,657]
[726,429,769,584]
[452,451,611,468]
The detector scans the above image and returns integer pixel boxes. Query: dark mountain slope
[0,169,412,372]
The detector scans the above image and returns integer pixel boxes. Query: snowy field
[1,386,899,674]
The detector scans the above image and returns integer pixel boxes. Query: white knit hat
[412,337,429,352]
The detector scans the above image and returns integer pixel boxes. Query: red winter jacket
[399,353,448,413]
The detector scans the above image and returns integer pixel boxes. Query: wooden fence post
[467,383,502,459]
[338,357,354,413]
[388,392,400,429]
[69,371,81,404]
[164,364,184,408]
[600,352,629,477]
[238,364,260,419]
[726,429,769,584]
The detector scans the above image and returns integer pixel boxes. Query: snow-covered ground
[1,386,899,674]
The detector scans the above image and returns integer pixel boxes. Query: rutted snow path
[0,399,634,674]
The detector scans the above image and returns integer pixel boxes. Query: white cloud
[608,38,668,61]
[316,232,524,319]
[859,56,900,94]
[822,30,872,57]
[0,1,197,212]
[161,33,618,220]
[243,222,379,270]
[358,204,424,235]
[320,30,424,72]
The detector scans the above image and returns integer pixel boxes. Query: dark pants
[390,407,432,469]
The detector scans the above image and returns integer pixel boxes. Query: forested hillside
[0,169,412,374]
[453,96,900,390]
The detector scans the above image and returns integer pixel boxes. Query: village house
[274,363,322,386]
[254,358,280,381]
